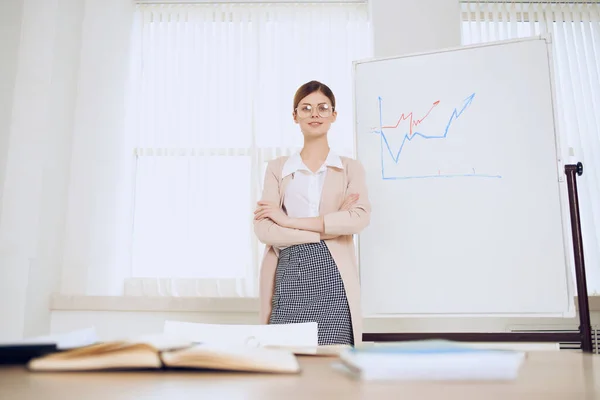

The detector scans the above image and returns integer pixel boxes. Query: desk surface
[1,351,598,400]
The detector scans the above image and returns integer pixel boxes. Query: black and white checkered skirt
[268,241,354,346]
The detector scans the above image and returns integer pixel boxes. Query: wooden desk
[0,351,598,400]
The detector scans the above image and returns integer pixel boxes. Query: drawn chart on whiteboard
[370,92,503,180]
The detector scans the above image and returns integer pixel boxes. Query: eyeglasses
[296,103,333,119]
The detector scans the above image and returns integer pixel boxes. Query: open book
[27,334,300,374]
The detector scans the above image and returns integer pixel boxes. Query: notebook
[338,340,526,381]
[0,327,99,364]
[0,343,57,365]
[27,334,300,374]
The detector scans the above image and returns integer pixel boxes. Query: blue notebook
[0,343,58,365]
[339,340,526,381]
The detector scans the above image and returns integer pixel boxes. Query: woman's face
[293,90,337,139]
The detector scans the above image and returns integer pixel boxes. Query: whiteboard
[353,36,574,318]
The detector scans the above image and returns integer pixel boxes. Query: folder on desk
[0,343,58,365]
[338,340,526,381]
[0,327,99,365]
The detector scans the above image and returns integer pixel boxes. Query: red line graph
[382,100,440,137]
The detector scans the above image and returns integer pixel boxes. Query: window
[126,3,372,297]
[461,1,600,293]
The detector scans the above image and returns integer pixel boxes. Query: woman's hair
[293,80,336,113]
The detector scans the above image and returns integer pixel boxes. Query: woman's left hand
[254,201,291,227]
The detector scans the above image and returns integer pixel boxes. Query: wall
[369,0,461,58]
[59,0,135,297]
[0,0,82,341]
[0,0,25,342]
[0,0,111,341]
[0,1,23,221]
[21,0,85,340]
[0,0,135,341]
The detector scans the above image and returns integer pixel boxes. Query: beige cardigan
[253,155,371,344]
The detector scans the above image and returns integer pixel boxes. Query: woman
[253,80,371,345]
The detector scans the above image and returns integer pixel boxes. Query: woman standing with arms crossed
[253,80,371,345]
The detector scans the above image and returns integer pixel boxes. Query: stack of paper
[338,340,526,381]
[163,321,318,348]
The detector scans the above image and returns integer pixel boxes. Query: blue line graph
[373,93,502,180]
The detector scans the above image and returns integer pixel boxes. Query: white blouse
[282,151,344,219]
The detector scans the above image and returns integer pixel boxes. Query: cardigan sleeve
[253,160,321,247]
[323,159,371,236]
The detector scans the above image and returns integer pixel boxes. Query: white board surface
[353,37,574,318]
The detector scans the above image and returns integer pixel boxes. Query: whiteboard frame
[351,34,576,319]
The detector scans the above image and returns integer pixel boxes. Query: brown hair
[293,80,336,113]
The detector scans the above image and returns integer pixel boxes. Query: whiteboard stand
[565,162,592,353]
[363,162,593,353]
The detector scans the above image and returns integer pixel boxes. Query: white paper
[163,321,318,348]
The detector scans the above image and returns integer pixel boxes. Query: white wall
[0,0,25,341]
[369,0,461,58]
[0,0,85,341]
[0,0,134,340]
[60,0,135,298]
[0,0,24,235]
[21,0,85,339]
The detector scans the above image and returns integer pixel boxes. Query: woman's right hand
[340,193,359,211]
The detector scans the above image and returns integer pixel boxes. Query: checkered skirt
[268,241,354,345]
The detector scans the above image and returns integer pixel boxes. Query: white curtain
[126,3,372,297]
[461,1,600,294]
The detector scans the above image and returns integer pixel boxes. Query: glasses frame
[295,102,335,119]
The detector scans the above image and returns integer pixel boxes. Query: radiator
[509,326,599,353]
